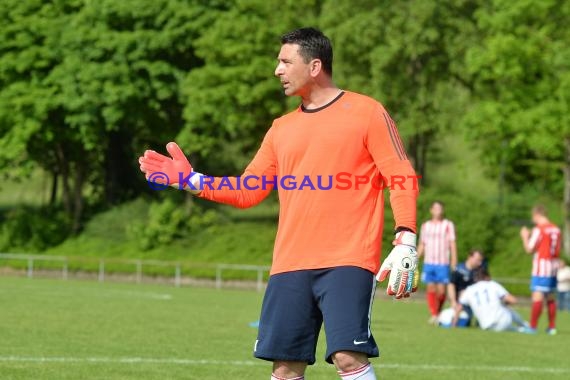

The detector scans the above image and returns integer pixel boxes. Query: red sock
[547,300,556,329]
[438,294,446,312]
[530,301,543,329]
[427,291,438,316]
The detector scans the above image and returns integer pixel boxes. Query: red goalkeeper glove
[376,231,419,299]
[138,142,202,193]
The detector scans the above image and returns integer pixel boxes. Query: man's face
[430,203,444,219]
[467,252,484,269]
[275,43,312,96]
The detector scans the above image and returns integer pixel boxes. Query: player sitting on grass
[453,267,531,333]
[444,249,485,326]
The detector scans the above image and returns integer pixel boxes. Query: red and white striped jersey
[420,219,456,265]
[528,223,561,277]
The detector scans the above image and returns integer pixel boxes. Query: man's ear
[309,59,322,77]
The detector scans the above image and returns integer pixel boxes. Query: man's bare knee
[272,361,307,378]
[331,351,369,372]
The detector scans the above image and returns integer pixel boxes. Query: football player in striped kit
[417,201,457,323]
[520,205,561,334]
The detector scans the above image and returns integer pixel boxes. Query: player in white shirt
[454,267,530,332]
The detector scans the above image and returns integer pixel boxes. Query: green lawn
[0,276,568,379]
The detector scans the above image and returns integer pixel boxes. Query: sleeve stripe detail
[388,114,408,160]
[382,112,408,160]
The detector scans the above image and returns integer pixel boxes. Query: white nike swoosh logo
[353,339,368,345]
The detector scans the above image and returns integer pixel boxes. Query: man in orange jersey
[520,205,561,334]
[139,28,418,380]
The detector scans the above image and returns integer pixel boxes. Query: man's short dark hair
[281,27,333,76]
[429,199,445,209]
[532,204,547,216]
[474,267,490,282]
[469,249,484,258]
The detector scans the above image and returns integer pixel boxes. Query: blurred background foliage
[0,0,568,278]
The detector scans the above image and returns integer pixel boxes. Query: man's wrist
[181,172,204,195]
[394,230,417,248]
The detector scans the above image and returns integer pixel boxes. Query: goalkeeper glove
[138,142,203,194]
[376,231,419,299]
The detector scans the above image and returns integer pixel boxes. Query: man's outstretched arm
[139,129,277,209]
[447,282,458,308]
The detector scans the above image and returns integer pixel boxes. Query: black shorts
[253,266,379,365]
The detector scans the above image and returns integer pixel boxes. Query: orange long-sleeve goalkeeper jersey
[198,91,418,275]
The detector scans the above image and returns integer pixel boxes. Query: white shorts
[486,312,514,332]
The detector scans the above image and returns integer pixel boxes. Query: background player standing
[520,205,561,334]
[417,201,457,323]
[139,27,419,380]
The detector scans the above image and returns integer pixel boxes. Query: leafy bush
[0,206,70,252]
[127,196,221,251]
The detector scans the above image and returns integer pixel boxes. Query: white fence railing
[215,264,269,292]
[0,253,270,291]
[0,253,532,292]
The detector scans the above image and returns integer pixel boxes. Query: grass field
[0,276,569,380]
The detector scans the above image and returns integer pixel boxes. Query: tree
[320,0,477,183]
[0,0,208,233]
[0,0,82,215]
[179,0,323,174]
[460,0,570,254]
